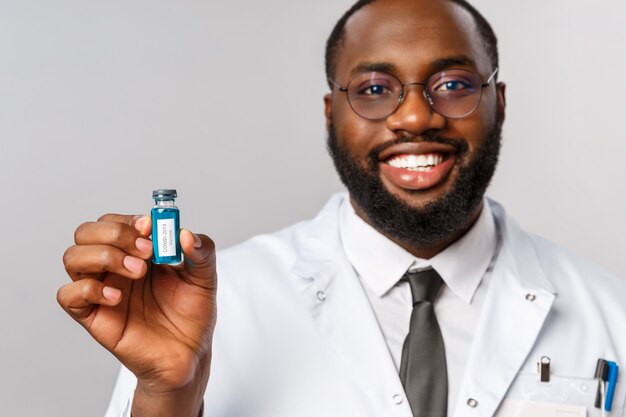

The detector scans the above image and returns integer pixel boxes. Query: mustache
[368,134,469,164]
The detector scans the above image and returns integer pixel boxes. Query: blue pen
[605,361,619,412]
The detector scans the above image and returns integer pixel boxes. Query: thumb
[179,229,217,289]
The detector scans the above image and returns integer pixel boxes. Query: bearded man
[58,0,626,416]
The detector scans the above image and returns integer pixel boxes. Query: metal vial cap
[152,189,177,200]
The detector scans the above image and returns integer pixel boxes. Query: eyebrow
[430,56,477,72]
[348,55,478,79]
[349,62,398,77]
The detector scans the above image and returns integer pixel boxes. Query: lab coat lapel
[454,201,557,417]
[291,194,413,417]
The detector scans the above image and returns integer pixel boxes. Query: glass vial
[151,189,182,265]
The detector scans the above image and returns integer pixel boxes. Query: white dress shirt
[338,198,498,415]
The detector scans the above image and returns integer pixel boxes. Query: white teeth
[387,153,444,170]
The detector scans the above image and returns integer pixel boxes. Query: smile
[378,142,459,191]
[386,153,445,171]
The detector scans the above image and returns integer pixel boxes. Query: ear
[496,82,506,125]
[324,93,332,131]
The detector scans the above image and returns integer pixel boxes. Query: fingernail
[135,237,152,254]
[135,216,148,232]
[123,256,145,274]
[103,286,121,302]
[193,233,202,249]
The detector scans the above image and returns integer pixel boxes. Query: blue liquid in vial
[151,206,182,264]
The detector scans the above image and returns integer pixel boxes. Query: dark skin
[58,0,506,415]
[58,215,215,417]
[325,0,506,258]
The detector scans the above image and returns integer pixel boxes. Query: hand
[57,214,216,416]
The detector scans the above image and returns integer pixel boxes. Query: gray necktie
[399,267,448,417]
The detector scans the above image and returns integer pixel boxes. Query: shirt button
[525,293,536,301]
[392,394,404,404]
[467,398,478,408]
[316,291,327,302]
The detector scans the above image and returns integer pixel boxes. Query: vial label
[156,218,176,257]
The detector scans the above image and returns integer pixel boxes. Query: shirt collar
[339,198,497,303]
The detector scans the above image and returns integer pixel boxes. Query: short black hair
[324,0,499,86]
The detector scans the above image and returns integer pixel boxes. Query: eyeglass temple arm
[482,67,499,87]
[328,78,348,92]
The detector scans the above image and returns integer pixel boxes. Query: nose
[385,84,446,135]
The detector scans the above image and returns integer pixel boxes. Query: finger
[74,221,152,260]
[133,215,152,237]
[64,245,148,281]
[57,279,122,321]
[97,213,141,226]
[97,213,152,237]
[178,229,217,290]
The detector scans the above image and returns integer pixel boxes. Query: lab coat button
[392,394,403,404]
[467,398,478,408]
[316,291,327,302]
[525,293,536,301]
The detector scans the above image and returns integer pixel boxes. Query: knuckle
[80,280,98,299]
[108,222,125,242]
[56,287,66,306]
[97,213,116,222]
[74,222,89,243]
[100,248,112,272]
[62,246,75,270]
[74,222,93,244]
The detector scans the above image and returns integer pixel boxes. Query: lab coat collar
[489,199,557,295]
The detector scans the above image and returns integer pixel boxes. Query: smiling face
[325,0,506,256]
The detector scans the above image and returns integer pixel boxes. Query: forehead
[337,0,491,79]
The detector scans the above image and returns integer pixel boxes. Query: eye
[365,84,386,95]
[429,71,480,97]
[438,80,471,91]
[349,72,399,102]
[357,82,392,96]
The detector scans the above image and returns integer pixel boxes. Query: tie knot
[404,268,444,304]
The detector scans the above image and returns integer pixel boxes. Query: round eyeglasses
[329,67,498,120]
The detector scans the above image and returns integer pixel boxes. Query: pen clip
[537,356,550,383]
[595,358,609,409]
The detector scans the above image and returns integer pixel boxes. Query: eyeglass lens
[346,69,485,120]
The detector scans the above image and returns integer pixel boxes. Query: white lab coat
[106,193,626,417]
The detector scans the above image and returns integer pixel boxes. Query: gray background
[1,0,625,415]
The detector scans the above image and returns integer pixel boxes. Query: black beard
[327,119,502,248]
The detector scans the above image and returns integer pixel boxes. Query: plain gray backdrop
[1,0,625,415]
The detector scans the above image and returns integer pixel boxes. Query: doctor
[58,0,626,416]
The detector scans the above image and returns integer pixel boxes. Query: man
[58,0,626,416]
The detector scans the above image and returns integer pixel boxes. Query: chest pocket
[496,372,625,417]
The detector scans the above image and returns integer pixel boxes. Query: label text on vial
[157,218,176,257]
